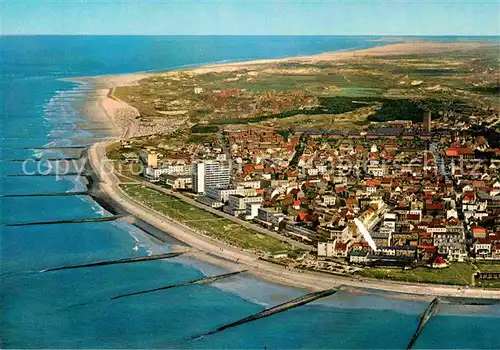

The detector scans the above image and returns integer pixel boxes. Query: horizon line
[1,34,500,37]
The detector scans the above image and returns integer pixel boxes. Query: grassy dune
[121,184,292,254]
[358,263,476,286]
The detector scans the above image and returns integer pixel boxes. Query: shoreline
[67,40,491,82]
[70,40,493,139]
[82,41,500,300]
[88,140,500,300]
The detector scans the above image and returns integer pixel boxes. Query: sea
[1,35,499,349]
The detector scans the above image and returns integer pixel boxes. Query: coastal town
[106,101,500,287]
[94,43,500,289]
[5,1,500,348]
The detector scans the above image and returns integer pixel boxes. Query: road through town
[88,141,500,300]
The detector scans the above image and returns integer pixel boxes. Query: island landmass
[81,40,500,298]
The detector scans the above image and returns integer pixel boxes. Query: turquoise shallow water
[1,35,499,348]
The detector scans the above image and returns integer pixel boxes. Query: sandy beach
[84,41,500,300]
[181,41,490,73]
[71,41,490,139]
[66,75,144,139]
[88,140,500,300]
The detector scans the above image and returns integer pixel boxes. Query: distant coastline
[81,41,500,300]
[70,40,492,139]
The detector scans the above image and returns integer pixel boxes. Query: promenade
[88,141,500,300]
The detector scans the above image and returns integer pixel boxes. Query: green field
[476,280,500,288]
[472,261,500,288]
[201,96,471,127]
[187,133,217,144]
[190,125,219,133]
[474,261,500,273]
[120,184,292,253]
[113,43,499,133]
[358,263,476,286]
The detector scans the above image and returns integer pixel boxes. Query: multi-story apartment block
[192,160,231,194]
[205,186,240,203]
[226,194,263,216]
[161,174,192,190]
[145,163,192,180]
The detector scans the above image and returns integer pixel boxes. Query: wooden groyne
[4,174,89,179]
[21,146,88,150]
[66,270,245,309]
[40,252,183,273]
[5,215,126,227]
[0,157,83,162]
[1,191,88,198]
[189,287,339,341]
[406,297,441,349]
[441,296,500,306]
[3,172,84,177]
[111,270,247,301]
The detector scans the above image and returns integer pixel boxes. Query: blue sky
[2,0,499,35]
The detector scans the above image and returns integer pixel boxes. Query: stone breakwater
[87,140,500,300]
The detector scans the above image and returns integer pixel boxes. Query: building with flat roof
[245,202,262,220]
[160,174,192,190]
[423,111,432,132]
[145,163,192,180]
[147,152,158,168]
[205,186,240,203]
[192,160,231,194]
[226,194,263,216]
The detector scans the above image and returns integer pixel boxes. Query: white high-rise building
[192,160,231,194]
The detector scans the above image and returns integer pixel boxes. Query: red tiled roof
[426,203,444,210]
[477,237,491,244]
[472,225,487,235]
[366,179,381,186]
[463,194,474,202]
[243,164,254,173]
[488,233,500,241]
[297,212,309,221]
[446,147,473,157]
[419,245,436,253]
[446,148,459,157]
[334,242,348,251]
[407,214,420,221]
[419,231,433,238]
[345,198,357,206]
[290,188,300,195]
[433,256,446,264]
